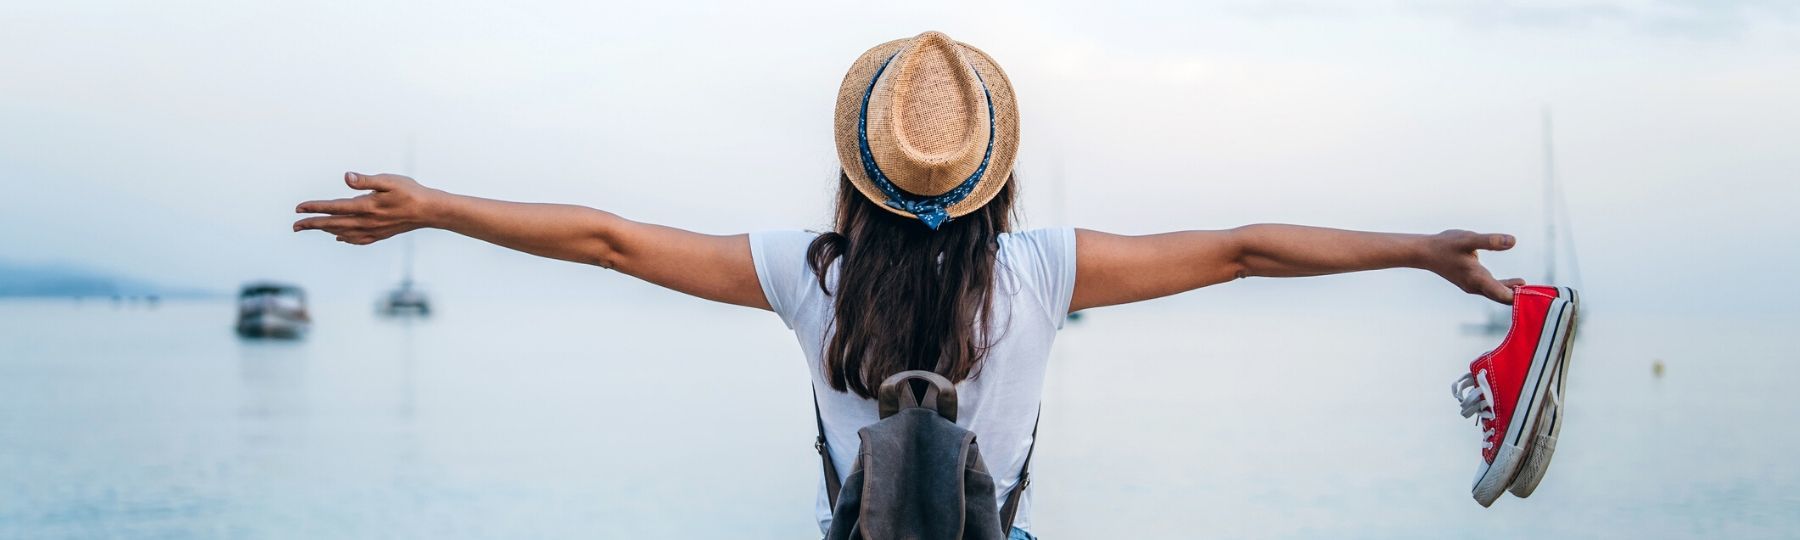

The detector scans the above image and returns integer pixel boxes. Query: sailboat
[1466,107,1582,335]
[377,236,431,317]
[378,138,431,317]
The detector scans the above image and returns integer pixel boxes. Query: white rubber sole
[1509,287,1579,497]
[1471,291,1576,507]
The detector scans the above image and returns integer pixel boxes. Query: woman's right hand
[293,172,442,245]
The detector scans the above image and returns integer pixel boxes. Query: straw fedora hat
[833,31,1019,230]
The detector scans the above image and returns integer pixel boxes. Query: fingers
[1474,271,1516,305]
[344,172,399,192]
[295,196,370,215]
[293,216,366,233]
[333,225,408,245]
[1462,232,1516,252]
[1499,277,1527,288]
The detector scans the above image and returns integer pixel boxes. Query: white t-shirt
[750,227,1078,535]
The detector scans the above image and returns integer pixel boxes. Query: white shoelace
[1452,371,1497,450]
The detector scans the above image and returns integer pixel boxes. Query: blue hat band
[855,52,997,230]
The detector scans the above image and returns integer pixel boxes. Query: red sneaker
[1507,286,1579,498]
[1451,285,1579,507]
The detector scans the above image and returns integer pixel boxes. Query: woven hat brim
[833,37,1019,222]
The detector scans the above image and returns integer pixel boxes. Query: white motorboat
[236,282,310,339]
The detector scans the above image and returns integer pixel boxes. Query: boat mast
[1541,106,1557,285]
[403,237,415,287]
[403,135,417,287]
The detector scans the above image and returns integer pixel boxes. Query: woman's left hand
[1418,229,1525,305]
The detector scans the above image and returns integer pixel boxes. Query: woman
[294,31,1520,539]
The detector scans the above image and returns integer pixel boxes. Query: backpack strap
[998,408,1040,533]
[813,388,842,510]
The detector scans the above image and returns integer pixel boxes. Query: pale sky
[3,0,1796,317]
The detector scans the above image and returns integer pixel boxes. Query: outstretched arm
[1071,225,1522,311]
[294,172,768,309]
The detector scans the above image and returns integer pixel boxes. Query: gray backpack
[816,371,1036,540]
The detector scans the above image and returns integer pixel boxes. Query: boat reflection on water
[235,282,310,339]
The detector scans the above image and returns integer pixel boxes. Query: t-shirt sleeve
[749,230,823,329]
[1003,227,1079,329]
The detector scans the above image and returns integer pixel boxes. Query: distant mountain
[0,260,214,298]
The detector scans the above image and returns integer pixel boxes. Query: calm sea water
[1,297,1794,538]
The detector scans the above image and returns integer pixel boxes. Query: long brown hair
[806,172,1016,398]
